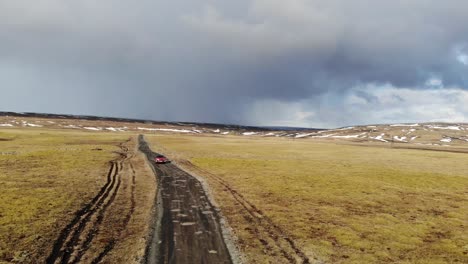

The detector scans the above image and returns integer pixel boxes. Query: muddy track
[178,160,313,264]
[138,135,233,264]
[46,140,133,264]
[89,157,138,264]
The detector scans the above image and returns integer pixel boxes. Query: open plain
[0,127,156,263]
[0,113,467,263]
[146,134,468,264]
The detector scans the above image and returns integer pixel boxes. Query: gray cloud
[1,1,468,127]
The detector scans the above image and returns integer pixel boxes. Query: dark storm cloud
[1,0,468,127]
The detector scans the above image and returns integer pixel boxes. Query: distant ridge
[261,126,322,131]
[0,111,297,131]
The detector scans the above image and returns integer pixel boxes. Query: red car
[155,155,170,164]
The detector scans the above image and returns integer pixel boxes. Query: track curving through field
[46,140,136,264]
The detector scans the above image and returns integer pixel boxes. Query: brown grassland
[1,124,467,264]
[146,134,468,264]
[0,128,155,263]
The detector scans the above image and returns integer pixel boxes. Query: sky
[1,0,468,128]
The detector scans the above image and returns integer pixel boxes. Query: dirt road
[139,135,233,264]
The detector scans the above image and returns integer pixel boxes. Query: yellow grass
[0,128,154,263]
[146,134,468,264]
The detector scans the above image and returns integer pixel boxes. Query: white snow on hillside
[371,133,388,142]
[0,124,13,127]
[327,126,355,132]
[390,124,419,127]
[427,125,462,130]
[393,136,407,142]
[105,127,127,132]
[84,127,102,131]
[26,123,43,127]
[137,127,194,133]
[331,133,366,139]
[295,133,314,138]
[20,121,42,127]
[311,133,337,138]
[63,125,80,129]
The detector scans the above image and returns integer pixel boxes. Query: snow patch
[331,133,366,139]
[371,133,388,142]
[105,127,127,132]
[137,127,194,133]
[390,124,419,127]
[427,125,462,131]
[311,133,337,138]
[0,124,13,127]
[327,126,355,132]
[26,123,43,127]
[440,138,452,143]
[84,127,102,131]
[63,125,80,129]
[242,132,257,136]
[393,136,407,142]
[295,133,314,138]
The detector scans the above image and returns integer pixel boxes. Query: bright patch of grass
[147,135,468,263]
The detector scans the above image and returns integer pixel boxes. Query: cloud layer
[1,1,467,127]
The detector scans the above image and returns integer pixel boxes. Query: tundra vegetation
[147,134,468,264]
[0,129,155,263]
[1,123,467,264]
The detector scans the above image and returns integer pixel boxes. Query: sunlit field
[0,129,155,263]
[147,134,468,264]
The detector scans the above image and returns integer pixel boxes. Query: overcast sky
[1,1,468,128]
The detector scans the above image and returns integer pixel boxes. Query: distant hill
[2,112,467,148]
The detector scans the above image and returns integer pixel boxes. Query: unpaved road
[139,135,233,264]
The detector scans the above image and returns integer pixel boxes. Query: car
[154,155,170,164]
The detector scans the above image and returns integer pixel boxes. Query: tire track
[89,159,138,264]
[178,160,312,264]
[46,143,129,264]
[69,160,123,264]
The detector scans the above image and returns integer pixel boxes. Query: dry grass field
[1,120,467,264]
[0,128,155,263]
[146,134,468,264]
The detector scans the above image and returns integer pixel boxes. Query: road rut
[46,140,135,264]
